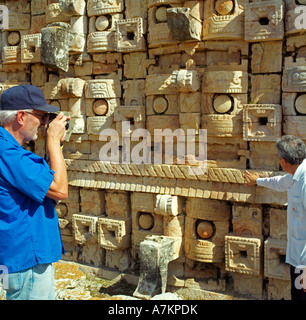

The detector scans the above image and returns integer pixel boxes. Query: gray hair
[0,109,34,127]
[276,135,306,165]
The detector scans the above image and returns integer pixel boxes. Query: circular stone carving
[213,95,233,114]
[8,32,20,46]
[295,95,306,114]
[95,16,110,31]
[156,7,168,22]
[50,101,61,109]
[197,221,214,239]
[56,203,68,218]
[215,0,234,15]
[139,213,154,230]
[153,96,168,114]
[93,99,108,116]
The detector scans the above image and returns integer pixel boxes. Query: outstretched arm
[245,170,292,193]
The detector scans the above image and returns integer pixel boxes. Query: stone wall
[1,0,305,300]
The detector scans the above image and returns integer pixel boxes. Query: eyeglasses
[25,111,48,122]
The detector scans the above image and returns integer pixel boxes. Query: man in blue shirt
[245,135,306,300]
[0,85,69,300]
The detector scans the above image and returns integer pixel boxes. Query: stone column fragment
[41,22,71,72]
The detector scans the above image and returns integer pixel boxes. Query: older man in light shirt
[245,135,306,300]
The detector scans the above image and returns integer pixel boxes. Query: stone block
[80,189,105,216]
[20,34,41,64]
[264,238,289,280]
[87,0,124,17]
[225,234,262,275]
[269,208,287,240]
[155,194,179,216]
[179,92,201,113]
[179,113,200,134]
[184,228,228,263]
[87,116,114,135]
[123,80,146,106]
[186,198,231,220]
[105,249,129,271]
[267,278,291,300]
[251,74,281,104]
[115,18,146,52]
[201,93,247,115]
[31,64,47,87]
[2,46,21,64]
[245,0,284,42]
[145,73,177,96]
[131,192,156,213]
[72,213,99,245]
[251,41,283,73]
[185,212,229,263]
[283,116,306,139]
[167,7,201,41]
[124,52,148,79]
[97,217,131,250]
[114,105,146,123]
[202,66,248,94]
[283,66,306,92]
[243,104,282,141]
[202,0,244,40]
[147,6,177,48]
[87,31,116,53]
[233,273,263,299]
[58,78,86,98]
[85,79,121,99]
[171,70,200,93]
[41,22,70,72]
[45,3,71,24]
[59,0,86,16]
[147,94,179,115]
[69,16,88,54]
[4,13,30,31]
[283,93,306,116]
[232,204,262,237]
[105,191,131,218]
[249,141,279,170]
[133,235,180,299]
[201,114,243,137]
[146,115,180,137]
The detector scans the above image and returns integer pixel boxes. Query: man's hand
[46,112,69,144]
[244,170,259,186]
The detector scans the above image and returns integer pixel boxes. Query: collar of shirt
[0,126,22,149]
[292,158,306,182]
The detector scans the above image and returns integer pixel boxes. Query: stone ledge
[66,160,287,205]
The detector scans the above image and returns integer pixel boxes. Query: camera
[48,113,69,130]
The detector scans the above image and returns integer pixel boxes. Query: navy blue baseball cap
[0,84,60,112]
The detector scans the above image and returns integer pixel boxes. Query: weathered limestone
[1,0,304,300]
[41,22,71,72]
[133,235,180,299]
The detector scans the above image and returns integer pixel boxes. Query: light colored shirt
[257,159,306,267]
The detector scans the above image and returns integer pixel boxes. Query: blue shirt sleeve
[0,146,55,203]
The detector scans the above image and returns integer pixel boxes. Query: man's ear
[16,111,26,125]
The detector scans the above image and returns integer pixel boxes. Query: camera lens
[65,120,69,130]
